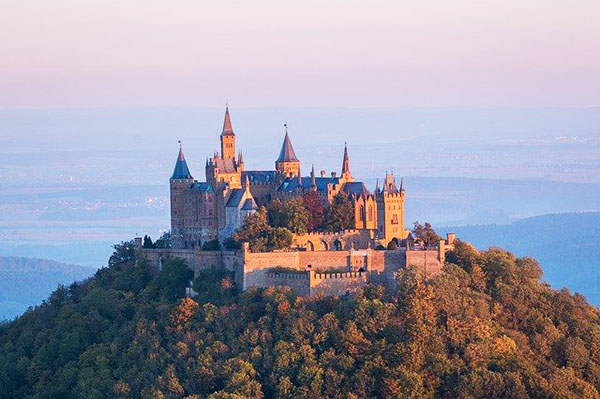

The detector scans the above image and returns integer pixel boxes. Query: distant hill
[0,257,96,320]
[440,212,600,305]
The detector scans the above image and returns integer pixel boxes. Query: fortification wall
[138,246,242,275]
[266,272,310,296]
[310,270,367,297]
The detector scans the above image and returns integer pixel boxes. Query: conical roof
[276,131,299,162]
[222,105,234,136]
[171,144,193,180]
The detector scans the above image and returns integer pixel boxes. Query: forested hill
[2,241,600,398]
[0,257,96,320]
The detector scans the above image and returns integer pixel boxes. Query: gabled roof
[342,182,370,197]
[276,132,299,163]
[241,197,257,211]
[171,146,193,180]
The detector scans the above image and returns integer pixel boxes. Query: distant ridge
[440,212,600,305]
[0,257,96,320]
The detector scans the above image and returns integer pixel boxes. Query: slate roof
[222,106,234,136]
[171,147,193,180]
[243,170,278,183]
[278,176,340,193]
[276,132,299,162]
[226,189,245,207]
[241,198,257,211]
[192,182,213,193]
[342,182,370,197]
[214,158,237,173]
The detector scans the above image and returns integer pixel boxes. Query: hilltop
[1,241,600,398]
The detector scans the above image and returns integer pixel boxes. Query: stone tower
[376,172,407,244]
[220,105,236,160]
[170,143,194,248]
[275,127,300,177]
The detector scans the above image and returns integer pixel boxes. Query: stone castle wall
[137,236,447,297]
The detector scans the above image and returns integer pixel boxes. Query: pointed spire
[400,177,404,192]
[222,103,234,136]
[171,141,193,180]
[244,173,251,194]
[342,142,350,176]
[375,178,380,193]
[311,164,316,187]
[238,150,244,164]
[276,127,299,162]
[205,157,209,167]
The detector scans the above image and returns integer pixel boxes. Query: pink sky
[1,0,599,108]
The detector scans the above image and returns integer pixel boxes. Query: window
[392,214,398,225]
[368,206,373,221]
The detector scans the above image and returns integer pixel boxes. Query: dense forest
[1,240,600,398]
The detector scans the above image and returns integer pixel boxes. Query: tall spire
[222,103,234,136]
[276,128,299,162]
[375,177,380,193]
[171,141,193,180]
[238,150,244,164]
[400,177,404,192]
[311,164,316,187]
[341,142,351,177]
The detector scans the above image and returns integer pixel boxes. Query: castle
[170,105,408,249]
[139,106,454,296]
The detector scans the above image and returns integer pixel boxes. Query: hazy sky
[1,0,599,108]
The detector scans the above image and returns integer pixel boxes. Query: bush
[202,239,221,251]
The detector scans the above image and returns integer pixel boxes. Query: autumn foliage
[1,239,600,398]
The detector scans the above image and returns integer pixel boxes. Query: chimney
[320,170,326,178]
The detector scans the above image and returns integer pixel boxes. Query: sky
[1,0,600,108]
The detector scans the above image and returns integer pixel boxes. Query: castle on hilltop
[138,105,454,296]
[170,105,408,250]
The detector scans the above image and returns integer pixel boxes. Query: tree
[303,191,325,231]
[202,239,221,251]
[267,198,309,234]
[233,207,294,252]
[154,231,172,248]
[412,222,441,247]
[233,207,272,252]
[150,257,194,302]
[108,240,136,267]
[269,227,294,250]
[142,235,154,248]
[324,192,354,232]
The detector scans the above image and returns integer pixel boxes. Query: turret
[275,124,300,177]
[376,171,407,244]
[170,142,194,248]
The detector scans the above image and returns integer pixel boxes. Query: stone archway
[321,240,329,251]
[333,239,342,251]
[306,241,315,251]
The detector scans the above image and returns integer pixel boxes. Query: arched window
[333,240,342,251]
[368,206,373,221]
[359,205,365,222]
[306,241,315,251]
